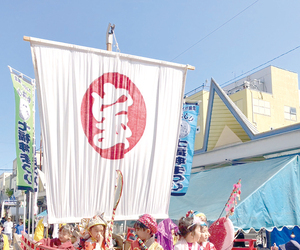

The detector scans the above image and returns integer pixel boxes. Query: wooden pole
[106,23,114,51]
[28,192,31,237]
[40,134,42,170]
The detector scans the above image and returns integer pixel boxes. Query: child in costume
[131,214,163,250]
[75,214,107,250]
[157,218,179,250]
[174,211,202,250]
[194,212,216,250]
[197,223,216,250]
[37,224,75,249]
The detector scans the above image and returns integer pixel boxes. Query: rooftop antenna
[106,23,115,51]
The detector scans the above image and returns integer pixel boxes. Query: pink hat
[138,214,158,234]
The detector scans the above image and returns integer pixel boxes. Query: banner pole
[32,78,37,238]
[23,192,26,233]
[28,192,32,238]
[31,191,35,240]
[23,36,195,70]
[40,133,42,170]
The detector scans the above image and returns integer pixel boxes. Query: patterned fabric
[157,218,178,250]
[131,236,164,250]
[208,217,234,250]
[138,214,158,234]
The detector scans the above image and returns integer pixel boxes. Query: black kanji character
[177,147,187,157]
[176,156,186,165]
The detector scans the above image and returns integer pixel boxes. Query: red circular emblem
[81,72,146,160]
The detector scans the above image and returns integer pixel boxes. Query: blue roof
[169,155,300,231]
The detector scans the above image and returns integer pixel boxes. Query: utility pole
[106,23,115,51]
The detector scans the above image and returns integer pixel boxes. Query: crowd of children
[30,210,215,250]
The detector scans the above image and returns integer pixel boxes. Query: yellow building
[186,66,300,151]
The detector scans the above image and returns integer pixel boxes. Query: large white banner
[30,38,188,223]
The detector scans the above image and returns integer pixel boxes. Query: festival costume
[38,238,75,250]
[34,218,45,241]
[193,212,215,250]
[131,214,163,250]
[199,242,216,250]
[131,236,163,250]
[84,237,105,250]
[157,218,178,250]
[174,238,200,250]
[75,236,107,250]
[137,214,158,235]
[0,233,9,250]
[75,214,107,250]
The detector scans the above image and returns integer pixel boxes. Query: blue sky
[1,0,300,172]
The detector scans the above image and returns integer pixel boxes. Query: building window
[284,106,297,121]
[253,98,271,116]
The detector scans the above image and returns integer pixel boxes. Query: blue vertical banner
[172,103,199,196]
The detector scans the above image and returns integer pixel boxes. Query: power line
[220,44,300,87]
[171,0,261,61]
[185,44,300,95]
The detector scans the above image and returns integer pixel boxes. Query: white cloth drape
[30,38,188,224]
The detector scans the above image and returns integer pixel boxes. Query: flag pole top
[106,23,115,52]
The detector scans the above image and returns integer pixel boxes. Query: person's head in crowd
[198,222,210,244]
[58,224,73,243]
[134,214,158,241]
[87,214,107,247]
[178,211,202,243]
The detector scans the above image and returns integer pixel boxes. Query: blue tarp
[271,226,300,246]
[37,210,47,217]
[169,155,300,231]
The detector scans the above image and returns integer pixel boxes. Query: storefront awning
[169,155,300,232]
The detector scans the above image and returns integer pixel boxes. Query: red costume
[38,238,75,249]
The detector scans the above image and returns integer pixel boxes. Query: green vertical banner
[10,68,35,191]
